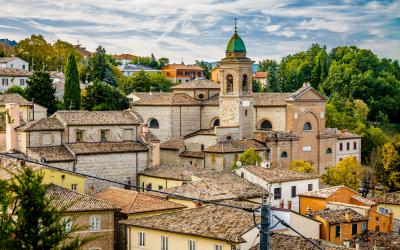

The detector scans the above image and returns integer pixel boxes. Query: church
[129,28,361,174]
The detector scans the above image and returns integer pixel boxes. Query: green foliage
[195,60,212,79]
[64,52,81,110]
[157,57,170,69]
[25,71,57,114]
[123,70,172,93]
[53,40,82,72]
[5,86,27,99]
[239,148,262,166]
[252,79,262,93]
[130,54,170,70]
[0,167,92,249]
[257,59,279,92]
[290,160,316,173]
[322,156,364,190]
[103,68,118,87]
[375,142,400,191]
[81,80,129,111]
[362,127,389,162]
[90,45,110,82]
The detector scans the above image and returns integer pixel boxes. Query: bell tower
[217,20,255,140]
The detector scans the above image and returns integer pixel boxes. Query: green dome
[226,32,246,53]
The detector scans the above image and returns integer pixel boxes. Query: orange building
[210,65,220,83]
[299,185,393,235]
[161,64,204,83]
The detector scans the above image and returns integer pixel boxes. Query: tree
[90,45,110,82]
[25,71,57,114]
[157,57,170,69]
[252,79,262,93]
[12,35,55,71]
[64,52,81,110]
[0,166,91,249]
[235,148,262,169]
[103,68,118,87]
[376,142,400,191]
[195,60,212,79]
[123,70,172,94]
[322,156,364,190]
[5,86,27,99]
[257,59,279,92]
[81,80,129,111]
[290,160,316,173]
[52,40,81,72]
[362,127,389,162]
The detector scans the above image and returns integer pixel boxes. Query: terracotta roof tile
[66,142,148,155]
[299,185,351,198]
[140,164,198,181]
[18,117,64,131]
[204,139,266,153]
[159,138,185,150]
[132,92,199,106]
[338,129,362,139]
[253,93,291,106]
[46,184,118,212]
[95,187,185,214]
[241,166,318,183]
[171,78,220,90]
[351,195,376,206]
[54,110,141,125]
[313,208,367,224]
[250,233,346,250]
[184,128,216,138]
[179,151,203,158]
[120,204,259,243]
[0,68,32,77]
[201,93,219,105]
[350,231,400,249]
[162,64,204,71]
[254,72,267,78]
[0,93,31,105]
[27,146,75,162]
[372,191,400,205]
[0,57,17,63]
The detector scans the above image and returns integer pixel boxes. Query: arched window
[326,148,332,154]
[226,136,232,141]
[303,122,312,131]
[242,74,248,92]
[260,120,272,131]
[281,151,288,158]
[226,74,233,93]
[212,118,220,127]
[198,94,204,100]
[148,118,159,129]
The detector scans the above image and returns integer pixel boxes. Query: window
[100,129,109,142]
[76,130,84,142]
[188,240,196,250]
[215,244,223,250]
[198,94,204,100]
[10,64,13,68]
[308,183,313,191]
[22,65,26,70]
[226,136,232,140]
[226,74,233,93]
[212,118,220,127]
[303,122,312,131]
[200,144,204,151]
[242,74,248,92]
[2,78,9,85]
[158,185,163,190]
[274,187,281,200]
[352,223,358,235]
[335,225,340,238]
[280,151,288,158]
[20,79,26,86]
[325,148,332,154]
[339,143,343,151]
[260,120,272,131]
[146,183,152,190]
[161,236,168,250]
[291,186,297,198]
[90,216,101,231]
[362,222,367,232]
[138,232,145,247]
[149,118,159,128]
[353,141,357,150]
[347,142,350,150]
[71,184,77,191]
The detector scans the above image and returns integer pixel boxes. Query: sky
[0,0,399,63]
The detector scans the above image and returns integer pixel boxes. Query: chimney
[345,210,352,222]
[6,103,21,152]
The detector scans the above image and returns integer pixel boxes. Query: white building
[0,68,32,91]
[119,64,160,77]
[0,57,29,70]
[336,129,362,162]
[235,165,320,211]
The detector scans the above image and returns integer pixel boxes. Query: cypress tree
[64,52,81,110]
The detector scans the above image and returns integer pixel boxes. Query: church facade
[129,29,361,174]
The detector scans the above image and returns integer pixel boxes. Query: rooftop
[113,53,137,60]
[299,185,352,199]
[95,187,186,214]
[162,64,204,71]
[27,146,75,162]
[0,57,18,63]
[139,164,199,181]
[46,184,117,212]
[53,110,141,125]
[372,191,400,205]
[253,92,292,106]
[120,204,259,243]
[0,68,32,77]
[171,78,220,90]
[226,31,246,53]
[131,92,199,106]
[254,71,268,78]
[18,117,64,131]
[338,129,362,139]
[159,138,185,150]
[0,93,32,106]
[66,141,148,155]
[350,231,400,249]
[313,208,367,224]
[204,139,266,153]
[241,166,318,183]
[119,64,160,72]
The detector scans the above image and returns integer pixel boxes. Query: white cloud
[298,18,351,33]
[264,24,281,32]
[276,29,296,38]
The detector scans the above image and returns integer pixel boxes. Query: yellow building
[121,204,260,250]
[210,65,220,83]
[373,191,400,225]
[0,155,86,193]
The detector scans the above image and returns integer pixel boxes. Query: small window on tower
[242,74,248,92]
[226,74,233,93]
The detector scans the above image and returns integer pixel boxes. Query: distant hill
[0,38,17,47]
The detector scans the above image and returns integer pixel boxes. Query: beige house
[5,109,150,192]
[121,204,260,250]
[47,184,118,250]
[129,30,361,174]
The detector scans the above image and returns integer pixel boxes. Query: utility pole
[260,195,271,250]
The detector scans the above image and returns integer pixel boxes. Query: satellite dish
[236,161,242,168]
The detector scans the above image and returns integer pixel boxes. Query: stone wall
[67,125,138,143]
[200,106,219,129]
[255,106,286,132]
[171,106,201,138]
[28,130,63,147]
